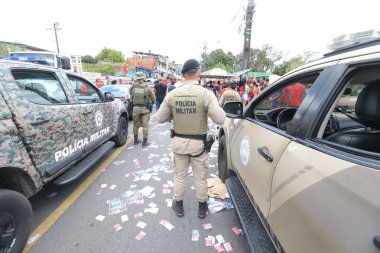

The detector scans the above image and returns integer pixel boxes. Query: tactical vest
[131,84,147,106]
[223,90,240,104]
[169,85,208,135]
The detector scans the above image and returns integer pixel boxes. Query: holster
[204,134,215,153]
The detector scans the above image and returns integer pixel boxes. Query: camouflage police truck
[0,59,129,253]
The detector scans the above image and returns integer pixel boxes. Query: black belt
[173,132,207,141]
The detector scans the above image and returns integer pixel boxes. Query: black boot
[142,138,151,147]
[198,201,208,219]
[134,135,142,145]
[172,200,184,217]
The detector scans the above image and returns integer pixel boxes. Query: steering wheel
[276,108,298,131]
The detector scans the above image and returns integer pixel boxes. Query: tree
[95,48,125,63]
[82,55,97,64]
[273,51,317,76]
[201,49,236,72]
[237,44,283,72]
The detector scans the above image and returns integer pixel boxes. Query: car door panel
[4,69,83,175]
[268,141,380,253]
[65,74,114,153]
[229,118,291,216]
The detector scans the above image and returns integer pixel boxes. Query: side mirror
[104,92,115,102]
[223,102,243,118]
[59,57,71,70]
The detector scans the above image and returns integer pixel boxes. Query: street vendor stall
[201,68,233,78]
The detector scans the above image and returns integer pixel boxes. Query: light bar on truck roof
[327,29,380,51]
[0,55,54,66]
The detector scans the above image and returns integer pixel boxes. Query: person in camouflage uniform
[130,72,155,147]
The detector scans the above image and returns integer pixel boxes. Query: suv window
[12,71,68,104]
[248,74,319,130]
[67,75,102,103]
[318,66,380,154]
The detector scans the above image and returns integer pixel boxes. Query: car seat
[326,80,380,153]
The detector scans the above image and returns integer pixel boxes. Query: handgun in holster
[204,134,215,153]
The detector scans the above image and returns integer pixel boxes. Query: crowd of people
[203,77,271,107]
[94,76,131,89]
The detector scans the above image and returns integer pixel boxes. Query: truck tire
[218,135,228,182]
[113,116,128,146]
[0,189,32,253]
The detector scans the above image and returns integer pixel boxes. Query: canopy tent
[248,72,281,83]
[248,72,271,78]
[232,69,251,77]
[201,68,233,78]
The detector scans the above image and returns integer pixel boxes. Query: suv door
[228,73,320,218]
[268,62,380,253]
[65,74,114,153]
[8,69,83,176]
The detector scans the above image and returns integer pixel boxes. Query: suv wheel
[0,189,32,253]
[218,135,228,182]
[113,116,128,146]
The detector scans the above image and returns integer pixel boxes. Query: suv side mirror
[223,102,243,118]
[104,92,115,102]
[59,57,71,70]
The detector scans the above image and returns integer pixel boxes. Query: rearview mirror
[104,92,115,102]
[223,102,243,118]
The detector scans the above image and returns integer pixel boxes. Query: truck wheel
[113,117,128,146]
[218,135,228,182]
[0,189,32,253]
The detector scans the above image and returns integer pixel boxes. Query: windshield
[100,85,130,97]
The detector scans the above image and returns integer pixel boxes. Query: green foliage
[201,49,237,72]
[273,52,316,76]
[82,63,116,75]
[95,48,125,63]
[237,44,283,72]
[82,55,98,64]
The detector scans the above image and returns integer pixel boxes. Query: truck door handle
[31,117,50,126]
[257,147,273,162]
[82,111,92,115]
[373,236,380,250]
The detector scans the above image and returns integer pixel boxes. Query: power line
[46,22,61,53]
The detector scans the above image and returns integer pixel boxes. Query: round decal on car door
[240,137,250,166]
[95,110,103,127]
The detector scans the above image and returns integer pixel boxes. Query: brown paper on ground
[207,178,229,199]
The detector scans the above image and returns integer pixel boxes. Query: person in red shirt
[279,86,290,107]
[288,83,305,107]
[164,77,170,85]
[220,82,228,96]
[80,83,88,96]
[95,78,103,89]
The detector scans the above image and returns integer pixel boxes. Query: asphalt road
[25,116,249,253]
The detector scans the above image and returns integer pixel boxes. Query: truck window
[12,70,68,104]
[67,75,102,103]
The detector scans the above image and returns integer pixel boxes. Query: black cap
[181,59,200,74]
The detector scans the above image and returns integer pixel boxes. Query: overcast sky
[1,0,379,64]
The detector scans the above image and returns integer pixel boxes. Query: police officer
[156,59,226,219]
[130,72,155,147]
[218,82,241,107]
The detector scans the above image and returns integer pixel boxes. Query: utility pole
[242,0,254,70]
[200,42,209,70]
[47,22,61,53]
